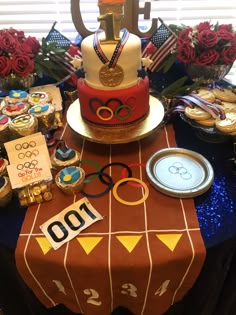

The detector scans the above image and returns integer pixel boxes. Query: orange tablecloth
[15,111,206,315]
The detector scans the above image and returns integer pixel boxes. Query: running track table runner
[15,111,206,315]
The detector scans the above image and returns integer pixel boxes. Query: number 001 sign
[40,198,103,250]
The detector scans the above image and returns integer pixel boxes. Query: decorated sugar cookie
[9,114,38,139]
[215,112,236,133]
[185,105,212,121]
[213,88,236,103]
[5,90,28,104]
[2,101,29,118]
[55,166,85,195]
[0,176,12,207]
[28,91,52,106]
[51,140,81,170]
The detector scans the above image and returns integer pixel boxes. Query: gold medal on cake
[99,63,124,87]
[94,28,129,87]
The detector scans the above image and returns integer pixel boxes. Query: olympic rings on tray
[17,160,38,170]
[15,141,36,150]
[81,171,113,198]
[99,162,132,186]
[18,149,39,159]
[121,163,150,187]
[113,178,149,206]
[89,97,132,121]
[168,162,192,180]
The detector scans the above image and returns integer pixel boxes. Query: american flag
[142,18,177,72]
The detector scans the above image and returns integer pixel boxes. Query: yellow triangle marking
[35,237,52,255]
[116,235,142,253]
[77,237,103,255]
[156,234,183,252]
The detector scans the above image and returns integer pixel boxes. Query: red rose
[217,30,234,41]
[0,56,12,76]
[177,27,193,45]
[195,49,220,65]
[19,42,35,57]
[198,30,218,48]
[218,24,233,32]
[0,32,18,53]
[221,46,236,64]
[177,43,196,63]
[196,22,212,32]
[11,53,35,77]
[24,36,41,54]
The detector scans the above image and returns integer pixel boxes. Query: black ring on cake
[81,171,113,198]
[99,162,132,186]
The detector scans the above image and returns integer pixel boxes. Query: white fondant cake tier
[81,31,142,90]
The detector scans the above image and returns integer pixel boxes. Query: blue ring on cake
[81,171,113,198]
[99,162,133,186]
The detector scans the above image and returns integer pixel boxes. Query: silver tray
[146,147,214,198]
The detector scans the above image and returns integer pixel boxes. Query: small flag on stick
[45,21,71,48]
[142,18,177,72]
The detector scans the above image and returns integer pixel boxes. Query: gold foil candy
[43,191,53,201]
[19,198,28,207]
[34,194,43,204]
[40,183,49,193]
[32,185,41,196]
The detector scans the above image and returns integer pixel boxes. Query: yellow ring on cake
[96,106,114,121]
[112,177,149,206]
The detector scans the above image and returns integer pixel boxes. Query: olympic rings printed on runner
[15,141,36,150]
[99,162,133,186]
[168,162,192,180]
[113,178,149,206]
[121,163,150,187]
[17,160,38,170]
[81,171,113,198]
[78,159,101,183]
[18,149,39,159]
[89,97,132,121]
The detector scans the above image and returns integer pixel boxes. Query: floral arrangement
[0,27,72,86]
[160,21,236,73]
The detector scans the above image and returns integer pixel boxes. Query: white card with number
[40,197,103,250]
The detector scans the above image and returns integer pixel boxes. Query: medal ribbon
[93,28,130,68]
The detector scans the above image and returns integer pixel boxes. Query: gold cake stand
[66,95,165,144]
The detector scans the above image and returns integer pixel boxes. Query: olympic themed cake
[76,0,152,127]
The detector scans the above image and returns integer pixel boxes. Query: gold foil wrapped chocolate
[55,166,85,195]
[18,180,53,207]
[28,104,55,134]
[9,114,38,139]
[0,176,13,207]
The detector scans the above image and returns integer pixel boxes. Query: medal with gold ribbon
[94,29,129,87]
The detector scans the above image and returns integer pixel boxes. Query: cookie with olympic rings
[28,91,52,106]
[185,105,212,121]
[55,166,85,195]
[212,88,236,103]
[9,114,38,139]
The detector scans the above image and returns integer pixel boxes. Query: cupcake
[0,176,12,207]
[28,91,52,106]
[2,101,29,118]
[51,140,80,170]
[9,114,38,139]
[0,115,11,144]
[4,90,28,104]
[29,104,55,133]
[55,166,85,195]
[0,158,9,176]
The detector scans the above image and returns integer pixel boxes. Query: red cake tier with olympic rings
[77,77,150,126]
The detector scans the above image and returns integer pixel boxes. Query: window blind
[0,0,235,81]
